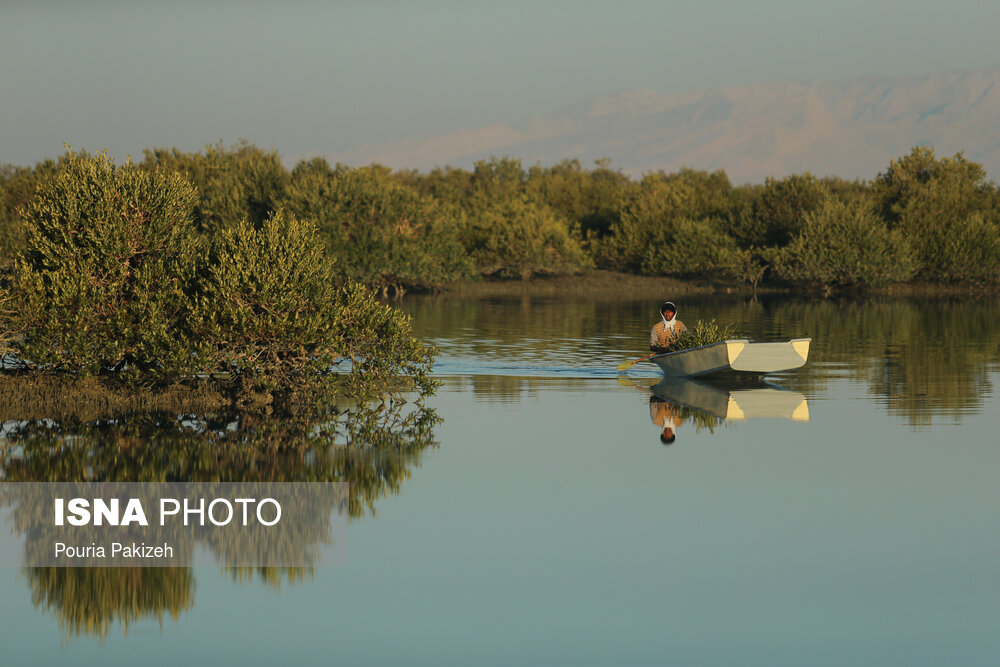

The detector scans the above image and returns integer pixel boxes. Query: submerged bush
[11,150,201,379]
[190,210,437,396]
[771,197,916,288]
[189,211,341,384]
[7,153,438,397]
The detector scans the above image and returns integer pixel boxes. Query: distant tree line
[3,142,999,300]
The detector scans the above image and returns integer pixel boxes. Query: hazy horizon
[3,0,1000,170]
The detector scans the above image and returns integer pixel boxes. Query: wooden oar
[617,352,656,371]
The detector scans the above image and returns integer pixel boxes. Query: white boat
[649,338,810,378]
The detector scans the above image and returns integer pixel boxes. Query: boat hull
[650,338,810,377]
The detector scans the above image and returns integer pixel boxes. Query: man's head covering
[660,301,678,329]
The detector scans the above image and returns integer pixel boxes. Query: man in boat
[650,395,682,445]
[649,301,687,353]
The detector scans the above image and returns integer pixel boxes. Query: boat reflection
[622,375,809,444]
[650,377,810,422]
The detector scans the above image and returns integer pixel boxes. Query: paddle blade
[618,352,656,371]
[616,358,638,371]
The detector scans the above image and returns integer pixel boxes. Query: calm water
[2,295,999,665]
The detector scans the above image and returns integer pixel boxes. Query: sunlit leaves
[12,149,201,379]
[771,197,917,288]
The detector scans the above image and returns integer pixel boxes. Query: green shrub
[525,158,629,238]
[394,156,592,280]
[771,197,916,288]
[871,147,991,224]
[596,175,695,271]
[0,281,12,358]
[142,140,288,235]
[670,319,741,351]
[870,147,1000,282]
[661,168,734,220]
[933,212,1000,284]
[11,150,201,379]
[729,174,828,248]
[0,178,15,263]
[190,210,437,397]
[462,193,592,279]
[282,161,473,290]
[393,164,474,204]
[470,157,527,200]
[639,217,743,278]
[1,159,65,263]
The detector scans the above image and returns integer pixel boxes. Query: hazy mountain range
[332,67,1000,183]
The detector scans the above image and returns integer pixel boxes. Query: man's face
[663,309,675,320]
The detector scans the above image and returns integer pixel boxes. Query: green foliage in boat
[668,319,741,352]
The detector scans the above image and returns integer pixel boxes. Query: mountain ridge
[332,67,1000,183]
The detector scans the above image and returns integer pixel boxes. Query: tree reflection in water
[407,295,1000,426]
[758,298,1000,427]
[27,567,194,642]
[0,381,439,640]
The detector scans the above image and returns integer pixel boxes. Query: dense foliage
[190,210,436,396]
[668,319,741,351]
[10,151,201,380]
[461,192,592,279]
[3,151,436,395]
[281,160,473,291]
[870,147,1000,283]
[422,157,593,279]
[141,141,288,235]
[771,197,917,289]
[2,144,998,295]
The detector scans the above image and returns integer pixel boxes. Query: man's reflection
[649,395,682,445]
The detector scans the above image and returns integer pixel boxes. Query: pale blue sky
[2,0,999,166]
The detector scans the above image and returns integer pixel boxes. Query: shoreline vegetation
[430,269,999,299]
[0,150,436,396]
[3,142,999,297]
[1,143,999,392]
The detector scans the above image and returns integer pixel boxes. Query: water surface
[1,295,998,665]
